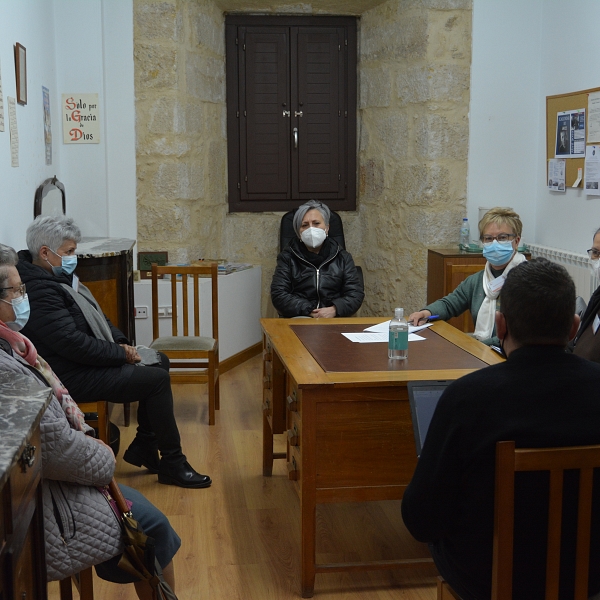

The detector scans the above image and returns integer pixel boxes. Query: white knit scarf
[473,252,527,341]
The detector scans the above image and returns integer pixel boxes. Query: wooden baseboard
[220,342,262,375]
[168,342,262,383]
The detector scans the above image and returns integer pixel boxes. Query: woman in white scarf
[409,208,525,346]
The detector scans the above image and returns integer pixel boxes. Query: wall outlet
[134,306,148,319]
[158,306,173,318]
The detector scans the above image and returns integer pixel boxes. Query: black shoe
[158,461,212,489]
[123,443,160,474]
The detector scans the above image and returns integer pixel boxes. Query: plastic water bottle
[388,308,408,360]
[459,218,470,250]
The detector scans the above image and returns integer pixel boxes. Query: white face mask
[590,258,600,275]
[301,227,327,249]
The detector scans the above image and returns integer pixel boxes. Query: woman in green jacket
[409,207,525,346]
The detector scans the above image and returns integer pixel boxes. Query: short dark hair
[501,258,575,346]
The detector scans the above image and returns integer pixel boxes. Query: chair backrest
[279,208,346,252]
[150,263,219,341]
[492,440,600,600]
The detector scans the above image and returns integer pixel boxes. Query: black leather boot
[158,461,212,488]
[123,437,160,473]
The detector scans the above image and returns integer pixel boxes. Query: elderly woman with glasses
[0,244,180,597]
[16,216,210,489]
[271,200,364,318]
[569,228,600,359]
[409,207,525,346]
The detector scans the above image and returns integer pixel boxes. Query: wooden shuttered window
[226,16,357,213]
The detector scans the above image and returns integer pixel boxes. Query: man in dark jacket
[271,200,364,318]
[17,216,211,489]
[401,258,600,600]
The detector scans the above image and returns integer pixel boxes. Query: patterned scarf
[0,320,87,432]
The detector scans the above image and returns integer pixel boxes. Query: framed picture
[14,43,27,105]
[138,251,168,279]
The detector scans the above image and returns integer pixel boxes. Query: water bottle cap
[462,217,468,221]
[394,307,404,318]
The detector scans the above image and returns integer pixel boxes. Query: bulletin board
[546,86,600,187]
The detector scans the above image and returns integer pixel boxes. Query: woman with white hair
[16,216,211,489]
[271,200,364,318]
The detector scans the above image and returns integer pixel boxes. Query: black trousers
[115,353,184,465]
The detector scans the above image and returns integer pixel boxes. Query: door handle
[293,127,298,149]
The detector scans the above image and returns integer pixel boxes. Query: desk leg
[263,409,274,476]
[301,390,317,598]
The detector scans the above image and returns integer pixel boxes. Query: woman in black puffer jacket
[271,200,364,318]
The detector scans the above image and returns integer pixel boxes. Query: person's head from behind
[496,258,578,353]
[0,243,29,331]
[478,207,523,269]
[26,215,81,276]
[292,200,331,250]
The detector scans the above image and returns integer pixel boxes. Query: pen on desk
[426,315,440,323]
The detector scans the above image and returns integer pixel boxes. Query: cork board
[546,87,600,187]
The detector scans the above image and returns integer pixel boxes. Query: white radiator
[527,243,598,303]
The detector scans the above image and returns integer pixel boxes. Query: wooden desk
[261,318,503,597]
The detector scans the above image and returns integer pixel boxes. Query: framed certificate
[14,43,26,105]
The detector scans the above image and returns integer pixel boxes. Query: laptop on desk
[407,380,453,457]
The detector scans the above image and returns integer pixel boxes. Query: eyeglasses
[481,233,517,244]
[587,248,600,260]
[0,283,26,298]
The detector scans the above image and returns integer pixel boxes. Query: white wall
[535,0,600,252]
[0,0,60,250]
[0,0,136,252]
[467,0,543,246]
[469,0,600,255]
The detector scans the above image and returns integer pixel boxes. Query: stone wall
[134,0,472,318]
[358,0,472,315]
[135,0,227,265]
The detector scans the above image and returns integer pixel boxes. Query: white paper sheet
[8,97,18,167]
[547,158,566,192]
[363,320,433,334]
[585,145,600,195]
[342,332,426,343]
[588,92,600,143]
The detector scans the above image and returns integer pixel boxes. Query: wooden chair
[438,440,600,600]
[59,400,110,600]
[150,263,220,425]
[446,264,483,333]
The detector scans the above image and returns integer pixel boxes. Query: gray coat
[0,346,123,581]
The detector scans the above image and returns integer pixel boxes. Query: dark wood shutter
[293,28,344,198]
[240,28,291,200]
[226,16,356,212]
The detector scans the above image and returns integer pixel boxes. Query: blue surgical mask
[1,294,30,332]
[483,240,514,267]
[47,249,78,276]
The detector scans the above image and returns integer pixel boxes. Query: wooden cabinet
[3,435,47,600]
[426,248,530,333]
[76,237,136,343]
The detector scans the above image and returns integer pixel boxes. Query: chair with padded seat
[438,440,600,600]
[149,263,220,425]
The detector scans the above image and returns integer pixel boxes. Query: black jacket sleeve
[23,282,127,367]
[270,252,317,317]
[330,252,364,317]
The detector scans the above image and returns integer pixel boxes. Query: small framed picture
[138,252,168,279]
[14,43,27,105]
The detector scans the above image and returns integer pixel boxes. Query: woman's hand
[120,344,141,364]
[310,306,337,319]
[408,309,431,326]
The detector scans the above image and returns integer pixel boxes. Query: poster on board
[555,109,586,158]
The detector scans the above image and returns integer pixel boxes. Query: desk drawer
[288,413,301,449]
[10,429,42,527]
